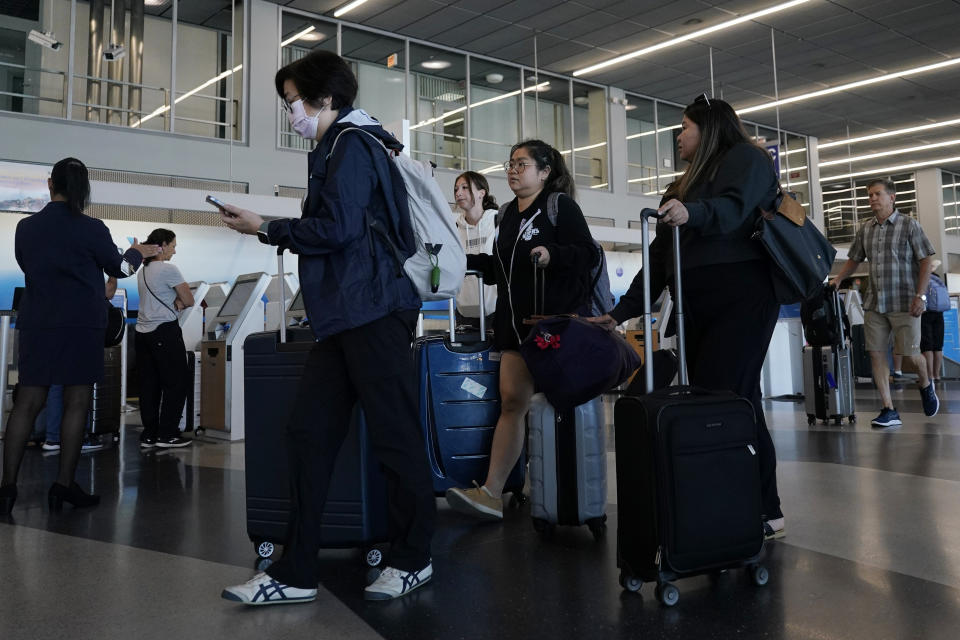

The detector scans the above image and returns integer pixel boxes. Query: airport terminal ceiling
[263,0,960,174]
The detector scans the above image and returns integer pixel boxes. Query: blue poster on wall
[765,144,780,175]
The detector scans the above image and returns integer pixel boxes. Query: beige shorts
[864,310,921,356]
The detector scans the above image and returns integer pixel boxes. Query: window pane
[783,133,809,214]
[571,82,607,190]
[655,102,683,194]
[626,97,656,195]
[341,27,405,132]
[409,44,466,171]
[468,59,520,174]
[524,73,569,154]
[173,3,243,140]
[278,15,337,150]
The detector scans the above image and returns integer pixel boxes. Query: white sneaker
[364,563,433,601]
[221,572,317,605]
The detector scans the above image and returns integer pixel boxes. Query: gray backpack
[497,192,614,316]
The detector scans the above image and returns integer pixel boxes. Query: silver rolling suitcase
[803,288,856,425]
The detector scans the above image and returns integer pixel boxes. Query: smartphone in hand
[206,194,235,215]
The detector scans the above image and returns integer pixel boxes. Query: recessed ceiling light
[574,0,811,76]
[574,96,589,106]
[298,32,324,42]
[421,59,451,70]
[485,73,503,84]
[683,18,702,25]
[144,0,169,6]
[625,104,637,111]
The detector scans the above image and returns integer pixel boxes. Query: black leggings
[136,321,189,440]
[2,384,92,489]
[680,260,783,520]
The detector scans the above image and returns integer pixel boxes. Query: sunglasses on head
[694,92,711,108]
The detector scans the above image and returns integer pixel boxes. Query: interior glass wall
[341,26,404,133]
[571,81,607,190]
[408,44,466,171]
[524,73,570,158]
[822,173,917,244]
[625,97,656,196]
[942,170,959,236]
[278,15,337,151]
[655,102,683,195]
[467,58,520,174]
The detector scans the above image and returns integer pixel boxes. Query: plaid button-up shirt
[848,210,935,313]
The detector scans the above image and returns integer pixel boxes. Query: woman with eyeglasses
[445,139,599,521]
[217,50,435,605]
[589,95,786,540]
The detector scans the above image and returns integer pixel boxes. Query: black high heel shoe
[0,484,16,515]
[48,482,100,510]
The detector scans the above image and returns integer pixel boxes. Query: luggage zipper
[674,440,757,456]
[655,546,662,569]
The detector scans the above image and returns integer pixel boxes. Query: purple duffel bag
[520,315,641,412]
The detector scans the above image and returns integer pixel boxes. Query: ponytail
[50,157,91,214]
[143,228,176,264]
[510,139,576,199]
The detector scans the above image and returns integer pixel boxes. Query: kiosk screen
[219,280,258,318]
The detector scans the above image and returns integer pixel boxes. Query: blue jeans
[43,385,92,443]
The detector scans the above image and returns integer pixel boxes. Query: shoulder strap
[495,201,511,228]
[142,263,177,318]
[546,192,561,227]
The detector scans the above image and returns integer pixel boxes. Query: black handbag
[104,300,125,347]
[752,187,836,305]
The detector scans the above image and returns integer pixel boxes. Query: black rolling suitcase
[243,250,389,570]
[614,209,768,607]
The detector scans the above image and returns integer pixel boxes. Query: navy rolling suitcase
[243,251,389,570]
[415,271,525,499]
[614,210,768,607]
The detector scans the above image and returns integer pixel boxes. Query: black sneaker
[871,408,902,428]
[81,436,104,452]
[919,383,940,417]
[139,437,157,450]
[156,436,192,449]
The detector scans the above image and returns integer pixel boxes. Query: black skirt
[18,328,106,386]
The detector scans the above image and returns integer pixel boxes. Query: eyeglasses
[280,95,302,113]
[503,160,534,173]
[694,92,711,108]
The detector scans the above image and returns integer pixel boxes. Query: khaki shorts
[864,310,921,356]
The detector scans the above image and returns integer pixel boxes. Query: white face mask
[287,99,324,140]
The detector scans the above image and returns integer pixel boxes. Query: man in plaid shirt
[831,178,939,427]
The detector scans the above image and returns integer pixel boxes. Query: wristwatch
[915,293,927,302]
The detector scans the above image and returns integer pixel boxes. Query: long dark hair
[510,139,576,199]
[669,96,767,201]
[456,171,498,210]
[143,228,176,264]
[50,157,90,214]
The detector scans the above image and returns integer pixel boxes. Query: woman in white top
[135,228,194,449]
[454,171,498,328]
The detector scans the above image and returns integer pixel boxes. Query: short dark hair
[275,50,357,110]
[866,178,896,195]
[50,157,90,214]
[144,228,176,263]
[455,171,498,210]
[510,139,576,199]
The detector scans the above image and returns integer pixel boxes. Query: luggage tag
[460,377,487,399]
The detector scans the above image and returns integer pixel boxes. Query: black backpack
[104,301,125,347]
[801,285,849,347]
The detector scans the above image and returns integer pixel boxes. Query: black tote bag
[752,188,836,305]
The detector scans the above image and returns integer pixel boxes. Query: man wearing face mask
[218,51,435,605]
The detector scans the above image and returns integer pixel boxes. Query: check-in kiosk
[264,272,299,332]
[199,272,270,441]
[202,282,230,335]
[180,281,210,352]
[286,288,308,326]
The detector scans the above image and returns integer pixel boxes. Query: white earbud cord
[496,208,541,345]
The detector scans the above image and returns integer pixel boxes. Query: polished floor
[2,380,959,640]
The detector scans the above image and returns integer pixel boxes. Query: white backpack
[329,127,466,301]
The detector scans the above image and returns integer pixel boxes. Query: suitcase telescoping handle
[277,246,287,345]
[640,208,688,392]
[447,270,487,342]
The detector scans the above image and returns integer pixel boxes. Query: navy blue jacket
[15,201,142,330]
[263,107,420,341]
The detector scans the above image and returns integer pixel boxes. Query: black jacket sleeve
[683,143,777,235]
[466,253,497,280]
[544,194,599,275]
[609,224,669,323]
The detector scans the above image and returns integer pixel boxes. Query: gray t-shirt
[136,261,186,332]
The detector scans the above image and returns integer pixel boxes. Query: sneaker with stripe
[364,563,433,601]
[221,572,317,605]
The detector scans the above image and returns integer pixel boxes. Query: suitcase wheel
[365,548,383,567]
[508,492,527,508]
[750,564,770,587]
[256,540,275,559]
[587,516,607,542]
[618,571,642,593]
[806,415,816,425]
[655,583,679,607]
[848,415,856,424]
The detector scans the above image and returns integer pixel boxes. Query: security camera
[103,44,126,62]
[28,30,62,51]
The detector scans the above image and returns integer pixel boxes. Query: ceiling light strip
[133,64,243,127]
[410,82,549,130]
[819,117,960,149]
[738,57,960,115]
[281,26,316,48]
[821,155,960,182]
[573,0,811,77]
[334,0,369,18]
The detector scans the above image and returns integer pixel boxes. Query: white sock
[894,370,903,376]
